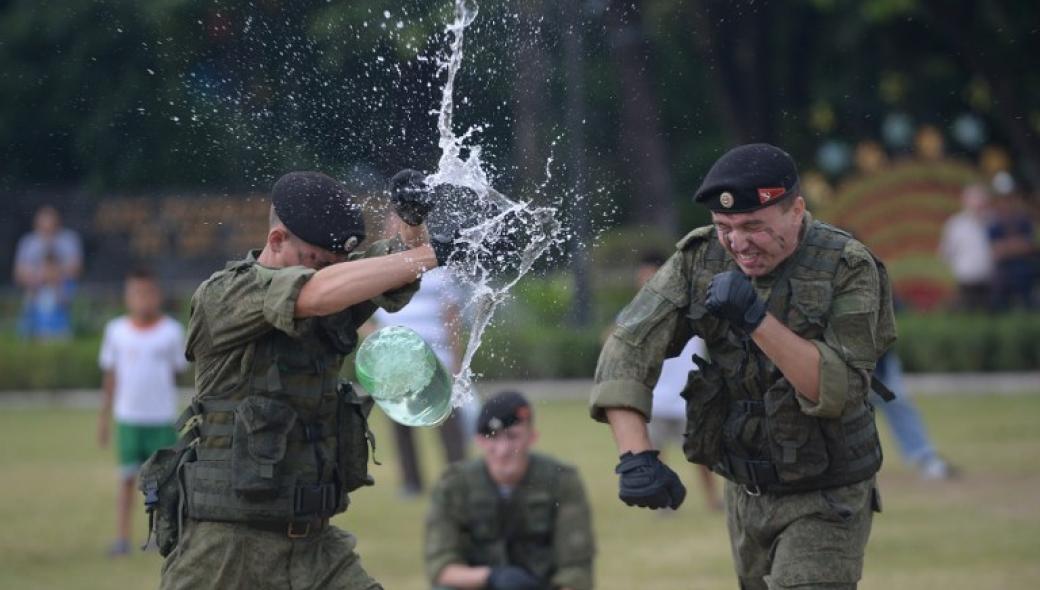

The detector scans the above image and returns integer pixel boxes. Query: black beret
[477,391,532,435]
[694,144,800,213]
[272,171,366,252]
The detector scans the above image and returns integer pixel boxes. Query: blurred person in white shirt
[939,184,994,310]
[372,216,468,496]
[97,269,188,555]
[638,253,722,511]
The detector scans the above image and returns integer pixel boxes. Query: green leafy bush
[0,336,104,390]
[894,312,1040,372]
[1,308,1037,392]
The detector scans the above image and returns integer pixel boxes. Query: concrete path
[1,373,1036,408]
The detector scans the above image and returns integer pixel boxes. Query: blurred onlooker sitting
[987,172,1038,310]
[939,184,994,311]
[13,205,83,340]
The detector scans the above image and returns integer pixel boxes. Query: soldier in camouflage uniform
[591,144,896,590]
[141,170,470,590]
[426,391,595,590]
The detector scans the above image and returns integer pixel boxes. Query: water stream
[423,0,564,406]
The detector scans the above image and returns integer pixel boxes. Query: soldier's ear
[793,195,807,217]
[268,227,289,253]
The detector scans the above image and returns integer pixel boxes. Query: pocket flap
[236,396,297,464]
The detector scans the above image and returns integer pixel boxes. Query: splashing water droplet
[425,0,565,406]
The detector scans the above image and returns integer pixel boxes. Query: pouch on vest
[138,446,187,557]
[680,356,727,467]
[787,279,833,340]
[337,382,376,493]
[231,396,297,497]
[763,380,830,482]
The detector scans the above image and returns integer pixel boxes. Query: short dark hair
[777,193,799,212]
[126,268,156,282]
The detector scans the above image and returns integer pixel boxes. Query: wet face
[125,278,162,321]
[476,421,537,485]
[711,197,805,277]
[268,227,347,270]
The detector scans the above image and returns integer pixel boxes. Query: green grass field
[2,394,1039,589]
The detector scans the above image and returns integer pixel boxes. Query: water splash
[425,0,564,406]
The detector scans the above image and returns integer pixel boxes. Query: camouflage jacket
[177,239,419,524]
[187,239,417,397]
[590,215,896,491]
[425,454,596,590]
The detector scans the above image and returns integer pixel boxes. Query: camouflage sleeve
[799,240,884,418]
[424,469,466,585]
[187,265,316,356]
[551,467,595,590]
[590,252,693,423]
[348,236,421,313]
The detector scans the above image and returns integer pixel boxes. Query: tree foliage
[1,0,1036,209]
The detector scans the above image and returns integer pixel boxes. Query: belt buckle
[287,521,312,539]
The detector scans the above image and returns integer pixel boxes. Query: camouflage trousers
[725,477,879,590]
[159,520,383,590]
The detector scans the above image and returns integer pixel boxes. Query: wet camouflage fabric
[425,453,596,590]
[160,520,382,590]
[726,477,878,589]
[186,240,417,398]
[162,238,417,590]
[590,215,893,588]
[591,214,894,424]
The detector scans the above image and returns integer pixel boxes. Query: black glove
[430,209,526,270]
[486,565,542,590]
[705,270,767,333]
[389,169,434,226]
[615,450,687,510]
[430,231,465,267]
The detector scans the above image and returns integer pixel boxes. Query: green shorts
[117,422,177,476]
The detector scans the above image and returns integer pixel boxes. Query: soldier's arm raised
[295,245,437,318]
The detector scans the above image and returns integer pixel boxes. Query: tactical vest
[458,455,561,583]
[175,263,375,529]
[679,220,894,494]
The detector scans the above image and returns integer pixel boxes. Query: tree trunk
[689,0,777,144]
[511,0,550,190]
[921,0,1040,191]
[562,0,592,326]
[606,0,678,235]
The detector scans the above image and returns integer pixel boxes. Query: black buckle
[294,483,337,517]
[287,521,312,539]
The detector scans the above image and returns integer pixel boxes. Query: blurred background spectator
[13,205,82,340]
[939,184,994,311]
[636,253,721,511]
[987,173,1038,310]
[371,215,469,497]
[873,351,954,480]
